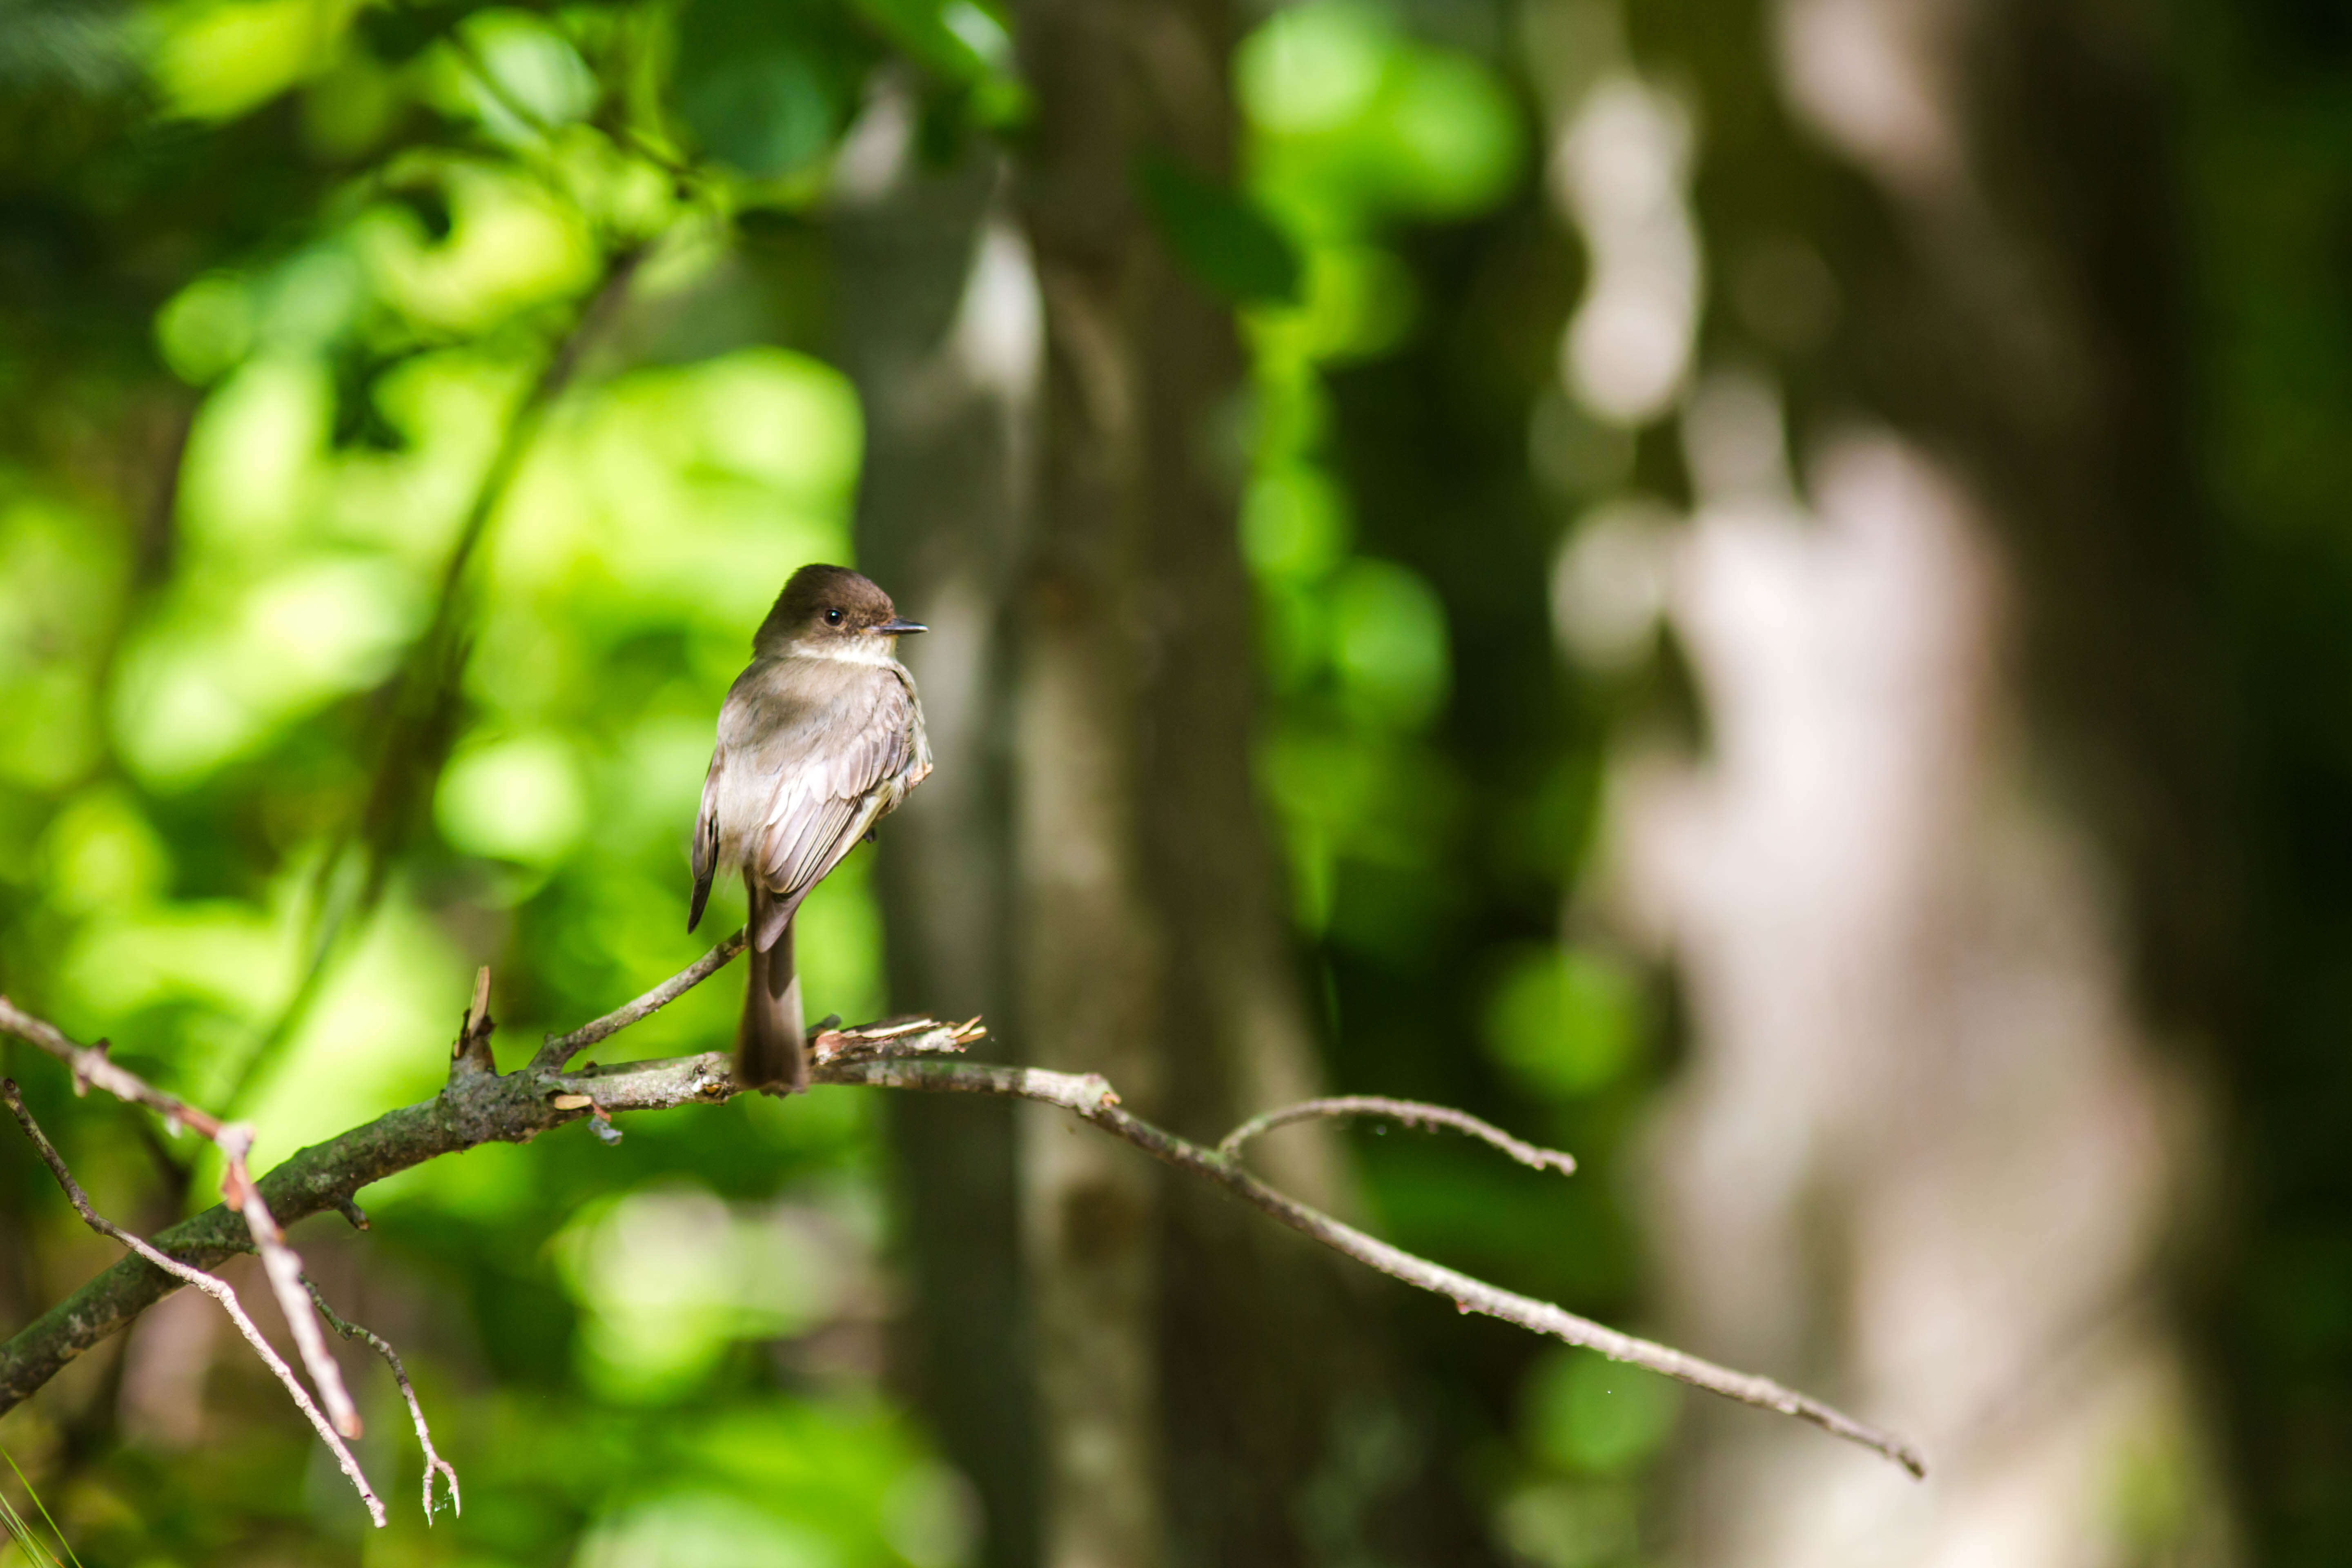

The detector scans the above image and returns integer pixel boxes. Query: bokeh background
[0,0,2343,1563]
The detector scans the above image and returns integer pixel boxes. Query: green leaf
[1135,154,1303,306]
[671,0,873,180]
[355,0,475,65]
[1523,1349,1681,1475]
[1482,945,1646,1098]
[851,0,1002,85]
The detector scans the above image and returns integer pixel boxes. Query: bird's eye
[825,608,844,626]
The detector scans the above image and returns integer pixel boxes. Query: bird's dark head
[755,564,926,657]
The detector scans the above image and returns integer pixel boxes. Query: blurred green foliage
[1229,14,1683,1565]
[0,0,1639,1559]
[2174,4,2352,1557]
[1492,1351,1676,1568]
[1481,947,1644,1100]
[16,0,2342,1562]
[0,0,1016,1561]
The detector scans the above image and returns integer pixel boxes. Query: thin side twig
[1218,1096,1577,1177]
[0,998,221,1137]
[220,1131,363,1442]
[532,927,748,1071]
[303,1278,460,1521]
[0,997,363,1441]
[0,1082,387,1527]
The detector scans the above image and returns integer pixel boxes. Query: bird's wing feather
[762,779,863,903]
[688,749,722,932]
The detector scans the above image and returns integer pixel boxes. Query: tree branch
[0,942,1928,1482]
[828,1060,1927,1478]
[1,1082,387,1528]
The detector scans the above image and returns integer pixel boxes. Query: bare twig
[219,1127,364,1442]
[532,927,748,1071]
[0,939,1928,1479]
[0,998,222,1138]
[303,1278,461,1521]
[0,998,363,1441]
[1218,1096,1577,1177]
[0,1082,387,1527]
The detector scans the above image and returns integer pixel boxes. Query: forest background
[0,0,2345,1564]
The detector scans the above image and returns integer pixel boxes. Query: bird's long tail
[737,878,807,1095]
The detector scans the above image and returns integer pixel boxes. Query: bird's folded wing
[750,667,921,907]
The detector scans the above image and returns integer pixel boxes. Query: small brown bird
[690,565,931,1094]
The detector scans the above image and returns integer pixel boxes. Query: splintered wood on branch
[0,933,1927,1528]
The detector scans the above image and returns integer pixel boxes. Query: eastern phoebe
[690,564,932,1093]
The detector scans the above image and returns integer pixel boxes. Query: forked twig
[0,1082,386,1528]
[829,1058,1929,1480]
[0,998,363,1443]
[303,1278,461,1521]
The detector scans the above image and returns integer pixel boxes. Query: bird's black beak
[874,617,927,635]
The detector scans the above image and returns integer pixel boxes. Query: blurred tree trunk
[835,109,1042,1568]
[1007,3,1424,1565]
[1578,0,2238,1559]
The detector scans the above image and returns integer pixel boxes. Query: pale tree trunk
[1009,8,1184,1559]
[1558,0,2237,1561]
[835,95,1044,1568]
[1612,421,2224,1565]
